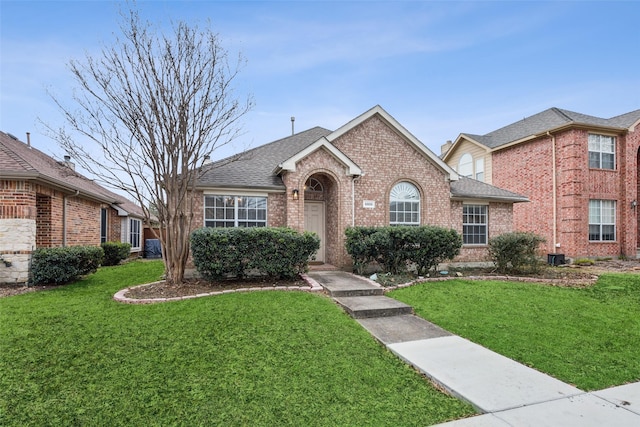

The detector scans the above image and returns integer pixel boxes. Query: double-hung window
[204,195,267,227]
[588,134,615,170]
[463,204,487,245]
[129,218,141,250]
[390,182,420,226]
[589,200,615,241]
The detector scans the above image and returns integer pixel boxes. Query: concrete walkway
[307,270,640,426]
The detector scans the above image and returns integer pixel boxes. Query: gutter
[548,131,558,250]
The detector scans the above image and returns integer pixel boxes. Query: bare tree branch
[44,6,254,285]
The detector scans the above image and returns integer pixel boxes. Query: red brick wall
[493,126,640,259]
[0,180,37,220]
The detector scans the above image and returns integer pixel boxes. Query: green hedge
[345,226,462,275]
[101,241,132,266]
[31,246,104,285]
[190,227,320,280]
[488,232,546,274]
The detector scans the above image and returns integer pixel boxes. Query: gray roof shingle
[467,107,640,149]
[197,126,332,190]
[0,131,144,217]
[451,177,529,203]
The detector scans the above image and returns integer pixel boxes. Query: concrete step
[330,287,384,297]
[307,271,383,297]
[333,295,413,319]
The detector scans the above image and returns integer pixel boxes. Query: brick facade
[0,179,132,284]
[492,126,640,259]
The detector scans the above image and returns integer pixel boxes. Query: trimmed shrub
[345,226,462,275]
[31,246,104,285]
[101,241,132,266]
[488,232,546,274]
[190,227,320,280]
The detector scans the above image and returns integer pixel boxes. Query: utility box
[144,239,162,259]
[547,253,565,266]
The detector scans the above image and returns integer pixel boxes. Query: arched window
[458,153,473,178]
[305,177,323,192]
[390,182,420,226]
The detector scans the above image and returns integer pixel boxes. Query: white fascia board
[201,188,272,197]
[328,105,459,180]
[443,134,489,162]
[277,137,362,176]
[110,204,130,217]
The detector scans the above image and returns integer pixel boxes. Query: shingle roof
[197,126,332,190]
[450,177,529,203]
[467,107,640,149]
[0,131,144,217]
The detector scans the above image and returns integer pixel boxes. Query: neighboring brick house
[194,105,527,269]
[0,131,146,284]
[442,107,640,260]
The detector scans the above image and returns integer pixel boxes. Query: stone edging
[113,274,324,304]
[381,274,600,292]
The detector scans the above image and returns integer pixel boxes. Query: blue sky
[1,0,639,164]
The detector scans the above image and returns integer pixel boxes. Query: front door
[304,201,325,263]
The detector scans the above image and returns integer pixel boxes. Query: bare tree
[47,8,253,285]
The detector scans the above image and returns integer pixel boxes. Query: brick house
[442,107,640,260]
[193,105,527,269]
[0,131,146,284]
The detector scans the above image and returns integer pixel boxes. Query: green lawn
[0,261,473,426]
[389,273,640,391]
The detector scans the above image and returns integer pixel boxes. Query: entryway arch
[303,172,339,265]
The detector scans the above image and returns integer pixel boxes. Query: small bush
[101,242,132,266]
[345,226,462,275]
[190,227,320,280]
[31,246,104,285]
[488,232,545,274]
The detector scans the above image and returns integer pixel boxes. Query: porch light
[292,189,299,200]
[632,200,637,209]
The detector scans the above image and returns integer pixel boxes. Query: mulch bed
[124,277,308,299]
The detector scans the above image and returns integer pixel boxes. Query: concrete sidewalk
[307,270,640,426]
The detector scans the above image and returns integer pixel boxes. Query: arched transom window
[305,177,323,192]
[390,182,420,226]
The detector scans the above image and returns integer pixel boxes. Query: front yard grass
[389,273,640,391]
[0,261,474,426]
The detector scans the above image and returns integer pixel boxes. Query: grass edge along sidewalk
[389,273,640,391]
[0,260,474,426]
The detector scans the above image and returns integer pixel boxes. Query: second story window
[588,134,615,170]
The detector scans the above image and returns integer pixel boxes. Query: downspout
[351,174,363,226]
[62,190,80,247]
[548,131,558,250]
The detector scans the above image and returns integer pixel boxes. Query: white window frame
[458,153,473,178]
[463,204,488,245]
[589,199,616,241]
[588,134,615,170]
[126,218,141,251]
[204,195,267,228]
[389,182,420,226]
[475,158,485,182]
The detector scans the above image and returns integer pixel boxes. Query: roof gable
[275,136,362,176]
[326,105,459,180]
[197,126,332,190]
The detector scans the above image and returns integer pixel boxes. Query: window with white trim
[390,182,420,226]
[129,218,141,250]
[463,204,487,245]
[588,134,615,170]
[475,158,485,182]
[100,208,108,243]
[458,153,473,178]
[589,200,615,241]
[204,195,267,228]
